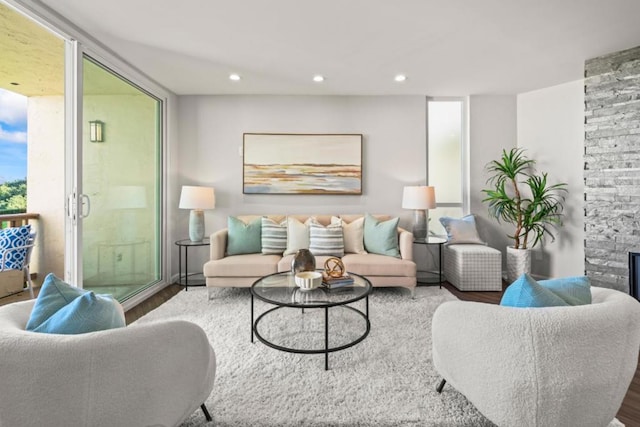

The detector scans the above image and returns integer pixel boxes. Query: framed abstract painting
[243,133,363,195]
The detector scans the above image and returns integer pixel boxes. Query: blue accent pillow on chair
[0,224,31,270]
[26,273,125,334]
[500,274,570,308]
[32,291,125,334]
[538,276,591,305]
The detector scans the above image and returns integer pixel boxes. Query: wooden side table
[413,236,447,288]
[175,238,210,291]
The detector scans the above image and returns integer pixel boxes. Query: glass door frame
[64,45,170,309]
[6,0,171,309]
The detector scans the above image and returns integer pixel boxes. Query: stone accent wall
[584,45,640,292]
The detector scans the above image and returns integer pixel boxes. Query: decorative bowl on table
[294,271,322,290]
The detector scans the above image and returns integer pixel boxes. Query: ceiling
[16,1,640,96]
[0,3,63,96]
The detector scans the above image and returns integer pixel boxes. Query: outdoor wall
[517,80,585,279]
[82,93,158,284]
[27,96,65,284]
[468,95,517,272]
[584,45,640,292]
[175,95,428,275]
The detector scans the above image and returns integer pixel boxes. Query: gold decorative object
[324,257,345,278]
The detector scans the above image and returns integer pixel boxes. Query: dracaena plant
[482,148,567,250]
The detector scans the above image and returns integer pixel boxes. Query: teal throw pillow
[32,292,125,334]
[227,216,262,255]
[26,273,87,331]
[363,214,400,258]
[538,276,591,306]
[500,273,570,308]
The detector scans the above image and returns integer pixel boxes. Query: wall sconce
[89,120,104,142]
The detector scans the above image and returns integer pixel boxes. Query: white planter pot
[506,246,532,283]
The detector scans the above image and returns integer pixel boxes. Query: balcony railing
[0,213,40,229]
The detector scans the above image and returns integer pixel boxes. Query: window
[427,98,467,236]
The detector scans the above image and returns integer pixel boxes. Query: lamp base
[189,209,205,242]
[412,209,427,240]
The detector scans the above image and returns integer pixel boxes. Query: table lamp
[179,185,216,242]
[402,186,436,241]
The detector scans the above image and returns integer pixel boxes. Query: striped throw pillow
[309,218,344,257]
[261,217,287,254]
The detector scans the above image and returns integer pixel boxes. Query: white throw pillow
[334,216,366,254]
[284,217,312,255]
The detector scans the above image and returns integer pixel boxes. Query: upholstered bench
[443,244,502,291]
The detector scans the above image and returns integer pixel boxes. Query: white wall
[174,95,427,273]
[517,80,585,278]
[27,96,65,285]
[468,95,518,269]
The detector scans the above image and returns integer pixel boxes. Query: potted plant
[482,148,567,283]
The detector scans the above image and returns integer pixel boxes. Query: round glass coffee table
[250,271,372,370]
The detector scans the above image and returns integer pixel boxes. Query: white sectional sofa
[203,214,417,295]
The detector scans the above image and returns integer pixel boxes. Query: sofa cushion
[204,253,280,277]
[284,217,312,255]
[342,253,416,277]
[363,214,400,258]
[227,216,262,255]
[335,216,366,254]
[500,273,570,308]
[309,217,344,257]
[278,254,333,273]
[261,217,287,255]
[439,214,486,245]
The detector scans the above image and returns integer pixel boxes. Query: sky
[0,88,28,184]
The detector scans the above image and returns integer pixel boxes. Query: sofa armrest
[210,228,228,260]
[398,227,413,261]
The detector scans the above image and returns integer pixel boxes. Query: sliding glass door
[79,55,162,301]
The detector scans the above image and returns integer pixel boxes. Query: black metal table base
[251,294,370,370]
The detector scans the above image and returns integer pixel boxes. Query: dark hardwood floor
[2,281,638,425]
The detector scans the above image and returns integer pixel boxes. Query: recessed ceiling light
[229,73,241,81]
[313,75,324,82]
[394,74,407,82]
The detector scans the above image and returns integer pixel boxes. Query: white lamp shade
[402,186,436,209]
[179,186,216,210]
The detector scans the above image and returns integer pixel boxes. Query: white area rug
[136,286,624,426]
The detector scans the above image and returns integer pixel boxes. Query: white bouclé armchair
[432,287,640,427]
[0,299,216,427]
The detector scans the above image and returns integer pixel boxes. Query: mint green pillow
[363,214,400,258]
[500,273,570,308]
[227,216,262,255]
[538,276,591,306]
[26,273,86,331]
[32,292,125,334]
